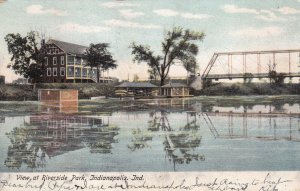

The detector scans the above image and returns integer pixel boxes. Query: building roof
[115,82,158,88]
[47,39,88,55]
[161,83,188,88]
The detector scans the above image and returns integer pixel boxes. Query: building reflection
[0,116,5,123]
[39,100,78,113]
[4,115,119,170]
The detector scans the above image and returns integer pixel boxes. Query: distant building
[41,39,112,83]
[160,83,190,97]
[0,75,5,84]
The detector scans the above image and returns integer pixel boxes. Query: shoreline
[0,83,300,101]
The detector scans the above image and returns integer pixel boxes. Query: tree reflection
[163,133,205,169]
[4,115,119,170]
[86,125,120,154]
[128,110,205,171]
[127,128,152,151]
[5,127,47,170]
[163,112,204,171]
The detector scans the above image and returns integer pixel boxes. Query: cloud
[101,2,138,8]
[257,10,284,22]
[223,4,258,14]
[119,9,144,19]
[222,4,289,22]
[153,9,211,20]
[153,9,179,17]
[59,23,110,33]
[181,13,211,19]
[276,7,300,15]
[26,4,67,16]
[230,26,283,38]
[104,19,161,29]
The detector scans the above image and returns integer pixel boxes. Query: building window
[47,68,51,76]
[75,68,80,77]
[60,67,65,76]
[61,56,64,65]
[53,68,57,76]
[44,57,48,66]
[53,57,57,65]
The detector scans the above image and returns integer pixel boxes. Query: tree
[133,74,139,82]
[268,70,285,85]
[130,27,205,86]
[243,73,253,84]
[5,31,45,89]
[84,43,117,83]
[147,68,158,82]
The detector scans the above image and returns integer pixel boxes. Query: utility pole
[298,53,300,83]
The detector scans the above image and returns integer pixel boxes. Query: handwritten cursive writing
[0,173,293,191]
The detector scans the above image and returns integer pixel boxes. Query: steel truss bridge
[201,49,300,81]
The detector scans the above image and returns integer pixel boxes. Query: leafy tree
[84,43,117,83]
[5,31,45,89]
[131,27,205,86]
[268,70,285,85]
[147,68,158,82]
[243,73,253,84]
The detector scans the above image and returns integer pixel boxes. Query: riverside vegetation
[1,82,300,101]
[200,82,300,96]
[0,83,115,101]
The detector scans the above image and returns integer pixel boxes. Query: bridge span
[205,72,300,80]
[202,49,300,81]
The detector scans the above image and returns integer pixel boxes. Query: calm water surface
[0,96,299,172]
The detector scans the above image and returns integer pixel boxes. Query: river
[0,95,299,172]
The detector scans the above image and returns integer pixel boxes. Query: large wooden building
[41,39,111,83]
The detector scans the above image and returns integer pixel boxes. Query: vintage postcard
[0,0,299,190]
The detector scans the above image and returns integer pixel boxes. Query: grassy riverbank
[0,82,300,101]
[201,83,300,96]
[0,83,116,101]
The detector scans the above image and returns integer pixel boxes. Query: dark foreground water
[0,96,299,172]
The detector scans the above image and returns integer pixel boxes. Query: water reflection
[163,112,204,171]
[201,112,300,142]
[161,96,298,114]
[2,105,300,172]
[39,100,78,113]
[5,115,119,170]
[129,110,205,171]
[0,116,4,123]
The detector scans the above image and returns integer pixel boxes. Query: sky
[0,0,299,82]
